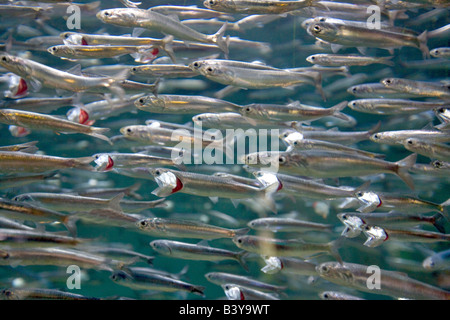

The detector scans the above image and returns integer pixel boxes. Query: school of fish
[0,0,449,300]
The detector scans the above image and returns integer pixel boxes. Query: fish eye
[209,0,215,5]
[155,169,161,175]
[1,56,7,62]
[385,79,392,84]
[351,87,357,93]
[278,156,286,163]
[139,220,148,227]
[197,116,202,121]
[52,47,57,51]
[432,160,442,168]
[104,11,110,16]
[323,293,329,299]
[95,155,99,159]
[193,62,199,67]
[313,25,322,33]
[139,98,144,104]
[237,238,242,243]
[320,265,329,273]
[356,191,363,197]
[126,128,131,133]
[132,67,137,72]
[318,17,326,22]
[373,134,379,139]
[310,56,315,60]
[341,214,347,220]
[437,108,445,113]
[245,107,251,112]
[207,67,213,72]
[407,139,413,145]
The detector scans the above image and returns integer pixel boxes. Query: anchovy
[316,261,450,300]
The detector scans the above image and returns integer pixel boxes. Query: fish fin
[430,213,447,233]
[330,43,343,53]
[62,215,78,238]
[89,127,112,145]
[330,237,345,265]
[151,186,174,198]
[132,27,146,37]
[395,153,417,190]
[209,22,229,56]
[191,285,206,297]
[379,56,395,66]
[73,156,95,171]
[161,35,176,63]
[108,192,125,212]
[236,250,250,272]
[417,30,429,59]
[230,198,241,208]
[233,227,250,236]
[28,77,42,92]
[330,100,352,121]
[209,196,219,204]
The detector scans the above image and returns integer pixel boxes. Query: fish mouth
[152,170,183,197]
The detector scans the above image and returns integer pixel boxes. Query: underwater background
[0,0,449,300]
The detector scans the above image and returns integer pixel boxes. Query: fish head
[239,104,259,118]
[110,270,133,283]
[120,125,146,139]
[0,54,31,77]
[337,213,364,238]
[136,218,153,230]
[8,125,31,137]
[316,262,354,285]
[134,95,165,111]
[67,107,90,125]
[380,77,399,88]
[188,60,206,72]
[362,225,388,248]
[197,64,234,84]
[203,0,235,12]
[149,240,172,255]
[307,19,338,40]
[93,153,114,171]
[0,289,18,300]
[306,54,320,64]
[422,257,435,270]
[150,168,183,196]
[403,138,426,153]
[369,132,384,143]
[97,9,135,26]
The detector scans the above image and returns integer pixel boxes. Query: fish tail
[417,30,430,59]
[191,285,206,297]
[233,227,250,237]
[73,156,95,171]
[330,101,352,121]
[209,22,229,57]
[89,127,112,145]
[161,35,176,63]
[107,192,124,212]
[62,215,78,238]
[395,153,417,190]
[329,237,345,265]
[378,56,395,66]
[236,250,250,272]
[430,213,447,233]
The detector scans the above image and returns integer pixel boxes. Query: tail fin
[329,101,352,121]
[73,156,95,171]
[430,213,447,233]
[89,127,112,145]
[236,250,250,272]
[209,22,229,57]
[395,153,417,190]
[107,192,124,212]
[161,35,176,63]
[329,237,345,265]
[417,30,429,59]
[378,56,395,66]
